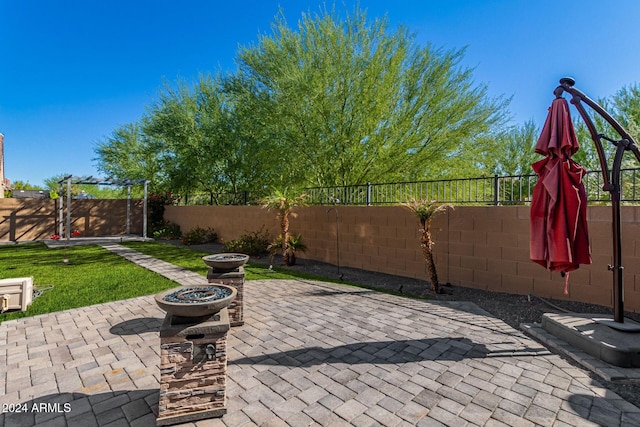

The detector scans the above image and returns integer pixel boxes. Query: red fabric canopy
[530,98,591,292]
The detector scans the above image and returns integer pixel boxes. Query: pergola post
[143,180,148,239]
[58,182,64,237]
[66,178,71,243]
[126,184,131,235]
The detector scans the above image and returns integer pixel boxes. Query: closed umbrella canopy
[530,97,591,293]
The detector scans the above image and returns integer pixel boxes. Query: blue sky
[2,0,640,188]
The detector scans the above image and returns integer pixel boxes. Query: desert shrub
[180,226,218,246]
[222,226,270,256]
[152,221,182,240]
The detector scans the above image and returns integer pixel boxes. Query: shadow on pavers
[232,337,547,367]
[568,393,640,426]
[109,317,164,336]
[0,389,158,427]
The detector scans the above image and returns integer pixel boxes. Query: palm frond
[401,198,452,222]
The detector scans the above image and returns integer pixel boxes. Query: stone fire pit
[155,285,237,318]
[156,284,236,425]
[203,253,248,327]
[202,253,249,271]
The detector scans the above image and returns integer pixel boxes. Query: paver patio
[1,245,639,426]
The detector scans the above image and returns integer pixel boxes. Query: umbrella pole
[610,143,626,323]
[556,77,640,325]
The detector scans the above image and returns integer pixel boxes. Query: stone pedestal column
[157,309,230,426]
[207,266,244,326]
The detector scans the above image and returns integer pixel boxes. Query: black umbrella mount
[554,77,640,326]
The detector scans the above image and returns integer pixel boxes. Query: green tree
[138,74,280,203]
[10,180,39,190]
[95,5,511,195]
[7,180,40,198]
[572,98,617,171]
[94,123,163,189]
[228,6,510,187]
[438,120,539,180]
[573,83,640,171]
[44,175,75,199]
[493,120,540,176]
[142,77,216,197]
[610,83,640,139]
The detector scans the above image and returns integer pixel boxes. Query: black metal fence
[176,167,640,206]
[176,192,251,206]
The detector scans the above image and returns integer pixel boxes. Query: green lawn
[0,243,178,322]
[121,241,350,283]
[0,240,414,323]
[122,241,413,298]
[0,241,354,323]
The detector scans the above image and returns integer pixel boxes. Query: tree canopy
[228,7,510,187]
[94,7,513,198]
[96,5,610,202]
[572,83,640,171]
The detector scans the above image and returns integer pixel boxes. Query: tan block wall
[166,204,640,313]
[164,205,280,243]
[0,199,56,241]
[0,199,144,241]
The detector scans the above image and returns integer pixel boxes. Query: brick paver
[1,244,639,426]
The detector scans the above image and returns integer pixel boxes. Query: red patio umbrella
[530,97,592,294]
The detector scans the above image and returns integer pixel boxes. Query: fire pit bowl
[202,253,249,270]
[155,284,237,318]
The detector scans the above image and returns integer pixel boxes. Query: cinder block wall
[295,206,437,280]
[164,205,280,244]
[0,199,144,241]
[165,204,640,313]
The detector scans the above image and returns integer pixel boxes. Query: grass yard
[121,241,349,283]
[0,241,353,323]
[122,241,412,298]
[0,243,178,322]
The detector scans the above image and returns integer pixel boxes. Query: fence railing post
[219,166,640,206]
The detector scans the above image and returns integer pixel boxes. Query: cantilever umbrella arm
[554,77,640,325]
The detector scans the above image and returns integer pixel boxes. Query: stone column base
[207,267,244,326]
[157,309,230,426]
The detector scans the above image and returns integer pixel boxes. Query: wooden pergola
[57,176,149,243]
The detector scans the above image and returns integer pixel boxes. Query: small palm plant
[261,190,308,266]
[268,233,308,265]
[402,199,452,293]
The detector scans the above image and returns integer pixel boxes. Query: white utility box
[0,277,34,312]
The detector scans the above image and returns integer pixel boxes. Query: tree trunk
[281,211,291,266]
[419,222,439,293]
[424,248,439,293]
